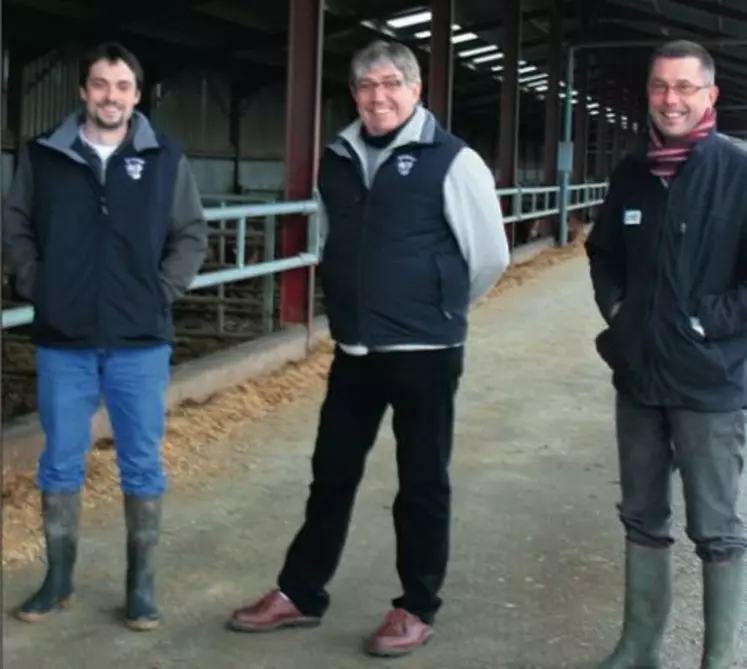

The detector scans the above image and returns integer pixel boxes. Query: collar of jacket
[36,110,160,165]
[326,105,442,163]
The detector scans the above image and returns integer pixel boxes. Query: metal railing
[500,181,607,224]
[1,181,607,333]
[568,182,608,210]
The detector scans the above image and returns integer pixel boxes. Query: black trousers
[277,345,464,624]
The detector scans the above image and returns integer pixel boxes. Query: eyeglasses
[355,79,404,93]
[648,80,711,97]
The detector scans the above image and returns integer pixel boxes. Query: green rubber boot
[597,542,672,669]
[700,558,745,669]
[16,492,81,622]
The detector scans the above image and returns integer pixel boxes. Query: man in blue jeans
[3,42,207,630]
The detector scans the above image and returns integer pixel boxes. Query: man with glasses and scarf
[586,40,745,669]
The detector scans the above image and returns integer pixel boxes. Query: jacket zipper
[639,176,672,397]
[49,145,118,348]
[357,190,371,346]
[337,139,371,347]
[95,157,108,346]
[337,140,405,348]
[677,220,687,296]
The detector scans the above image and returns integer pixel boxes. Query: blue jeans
[35,345,172,497]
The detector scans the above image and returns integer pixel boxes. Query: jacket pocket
[32,261,97,340]
[595,327,618,370]
[596,303,628,369]
[434,254,469,318]
[675,322,728,386]
[30,262,42,307]
[101,268,170,341]
[159,276,173,308]
[15,261,39,303]
[32,261,48,316]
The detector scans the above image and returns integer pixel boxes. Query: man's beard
[90,105,127,131]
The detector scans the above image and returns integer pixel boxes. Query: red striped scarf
[647,107,716,181]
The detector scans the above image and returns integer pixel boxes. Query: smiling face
[80,58,141,132]
[648,55,718,139]
[352,62,421,136]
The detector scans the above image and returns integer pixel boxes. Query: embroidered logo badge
[396,154,416,176]
[124,157,145,181]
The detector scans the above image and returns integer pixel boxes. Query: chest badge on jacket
[623,209,642,226]
[124,157,145,181]
[396,154,416,176]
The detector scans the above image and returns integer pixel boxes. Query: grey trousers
[615,392,747,561]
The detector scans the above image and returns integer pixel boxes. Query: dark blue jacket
[317,110,471,349]
[586,131,747,411]
[3,111,207,349]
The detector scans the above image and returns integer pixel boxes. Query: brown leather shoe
[227,588,321,632]
[366,608,434,657]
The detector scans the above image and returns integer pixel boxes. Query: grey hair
[350,40,421,86]
[649,40,716,85]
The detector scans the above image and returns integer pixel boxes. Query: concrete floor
[3,257,746,669]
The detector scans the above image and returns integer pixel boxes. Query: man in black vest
[586,40,745,669]
[3,42,207,630]
[227,40,510,656]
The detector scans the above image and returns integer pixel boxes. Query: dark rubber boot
[16,492,80,622]
[596,542,672,669]
[700,558,745,669]
[124,495,162,631]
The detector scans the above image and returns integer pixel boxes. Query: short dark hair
[649,40,716,84]
[79,42,144,90]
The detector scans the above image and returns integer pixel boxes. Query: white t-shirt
[78,127,118,166]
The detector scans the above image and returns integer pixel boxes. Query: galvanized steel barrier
[1,181,607,332]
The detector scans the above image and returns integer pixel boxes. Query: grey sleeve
[2,146,40,301]
[443,147,510,304]
[160,155,209,303]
